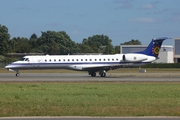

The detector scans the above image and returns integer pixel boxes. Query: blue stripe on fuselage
[9,61,150,66]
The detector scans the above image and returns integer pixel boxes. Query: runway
[0,73,179,82]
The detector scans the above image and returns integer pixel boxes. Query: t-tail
[137,37,171,58]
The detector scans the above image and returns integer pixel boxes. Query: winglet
[137,37,171,57]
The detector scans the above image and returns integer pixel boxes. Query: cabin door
[32,56,39,68]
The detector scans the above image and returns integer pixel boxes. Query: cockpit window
[19,58,29,61]
[25,58,29,61]
[19,58,26,61]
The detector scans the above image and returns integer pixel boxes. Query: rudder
[137,37,170,57]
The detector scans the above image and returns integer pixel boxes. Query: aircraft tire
[101,72,106,77]
[16,73,20,77]
[91,72,96,77]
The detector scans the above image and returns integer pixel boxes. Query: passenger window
[104,59,106,61]
[63,59,65,61]
[49,59,51,62]
[59,59,61,62]
[108,59,110,61]
[81,59,83,61]
[85,59,87,61]
[45,59,47,62]
[95,59,97,61]
[116,58,118,61]
[76,59,78,61]
[99,59,101,61]
[112,59,114,61]
[68,59,70,61]
[72,59,74,61]
[54,59,56,62]
[90,59,92,61]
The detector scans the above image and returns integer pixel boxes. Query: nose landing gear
[15,70,20,77]
[16,73,20,77]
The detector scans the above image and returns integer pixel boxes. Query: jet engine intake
[122,54,148,62]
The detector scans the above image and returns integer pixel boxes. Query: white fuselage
[5,54,156,71]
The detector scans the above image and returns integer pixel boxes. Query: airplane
[5,37,170,77]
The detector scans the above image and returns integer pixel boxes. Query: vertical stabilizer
[137,37,170,57]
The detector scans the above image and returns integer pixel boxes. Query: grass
[0,82,180,117]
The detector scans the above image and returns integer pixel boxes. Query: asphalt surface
[0,73,180,82]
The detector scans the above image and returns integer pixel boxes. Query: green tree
[121,39,142,45]
[78,44,95,53]
[11,37,31,53]
[37,31,76,55]
[114,45,120,54]
[29,33,38,52]
[79,34,115,54]
[0,25,10,55]
[0,55,5,62]
[103,44,115,54]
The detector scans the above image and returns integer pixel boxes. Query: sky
[1,0,180,46]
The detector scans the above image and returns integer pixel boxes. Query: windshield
[19,58,26,61]
[25,58,29,61]
[19,58,29,61]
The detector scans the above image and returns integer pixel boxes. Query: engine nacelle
[122,54,148,62]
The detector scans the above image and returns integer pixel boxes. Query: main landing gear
[90,72,96,77]
[99,70,106,77]
[89,70,106,77]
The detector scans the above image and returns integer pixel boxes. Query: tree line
[0,24,142,57]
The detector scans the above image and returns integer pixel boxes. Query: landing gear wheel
[16,73,20,77]
[91,72,96,77]
[99,70,106,77]
[101,72,106,77]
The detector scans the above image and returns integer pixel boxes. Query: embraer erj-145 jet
[5,37,170,77]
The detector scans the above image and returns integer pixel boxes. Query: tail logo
[136,37,169,57]
[152,46,160,56]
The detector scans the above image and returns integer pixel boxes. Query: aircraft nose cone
[5,65,9,69]
[5,64,12,69]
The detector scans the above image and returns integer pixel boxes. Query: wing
[81,64,124,72]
